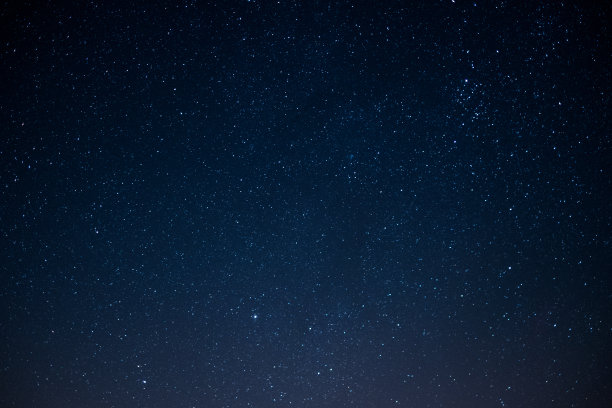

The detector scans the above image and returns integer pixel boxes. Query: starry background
[1,1,611,407]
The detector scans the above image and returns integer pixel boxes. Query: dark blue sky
[1,1,611,407]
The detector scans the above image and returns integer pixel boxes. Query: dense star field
[1,1,611,407]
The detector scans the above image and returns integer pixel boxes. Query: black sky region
[1,1,611,407]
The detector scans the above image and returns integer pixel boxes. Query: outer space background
[1,1,611,407]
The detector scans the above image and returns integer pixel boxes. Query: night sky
[1,1,611,407]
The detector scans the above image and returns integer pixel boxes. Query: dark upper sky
[1,1,611,407]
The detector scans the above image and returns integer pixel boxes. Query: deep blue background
[1,1,611,407]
